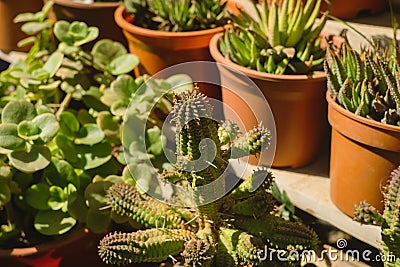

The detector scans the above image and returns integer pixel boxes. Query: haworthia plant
[354,166,400,266]
[98,86,319,266]
[123,0,230,32]
[219,0,328,75]
[325,33,400,126]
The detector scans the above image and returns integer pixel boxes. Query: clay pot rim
[114,5,229,39]
[0,226,88,258]
[209,32,327,82]
[326,90,400,132]
[52,0,120,9]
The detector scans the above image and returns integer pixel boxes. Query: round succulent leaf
[54,21,73,44]
[21,21,52,35]
[34,210,76,236]
[31,68,50,80]
[2,100,36,124]
[13,12,36,23]
[58,42,80,55]
[91,39,128,71]
[9,144,52,173]
[146,126,165,156]
[26,182,50,210]
[67,192,88,223]
[36,105,53,115]
[109,54,139,75]
[58,111,79,138]
[74,124,105,145]
[48,185,68,211]
[54,134,78,163]
[84,180,114,211]
[44,158,79,188]
[32,113,60,143]
[166,74,193,93]
[74,26,99,47]
[110,101,127,117]
[86,209,110,234]
[0,123,26,150]
[73,142,112,170]
[96,111,120,142]
[77,109,96,125]
[43,51,63,78]
[0,181,11,206]
[17,120,40,141]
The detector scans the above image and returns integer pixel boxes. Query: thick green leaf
[10,144,52,173]
[74,26,99,47]
[67,186,88,223]
[54,134,78,163]
[58,111,79,138]
[109,54,139,75]
[2,100,36,124]
[43,52,64,78]
[45,158,79,188]
[96,111,120,142]
[26,182,50,210]
[84,180,114,211]
[74,142,112,170]
[166,74,193,93]
[48,186,67,211]
[75,124,104,145]
[0,123,26,150]
[0,181,11,206]
[21,21,52,35]
[92,39,128,71]
[32,113,60,143]
[146,126,165,155]
[54,20,73,44]
[17,120,40,141]
[86,209,110,234]
[34,210,76,236]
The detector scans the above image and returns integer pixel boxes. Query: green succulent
[324,32,400,126]
[218,0,328,75]
[98,87,319,266]
[123,0,230,32]
[354,166,400,266]
[0,0,191,248]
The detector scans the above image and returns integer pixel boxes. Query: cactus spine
[354,166,400,266]
[98,86,319,266]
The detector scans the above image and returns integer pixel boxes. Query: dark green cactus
[354,165,400,266]
[325,33,400,126]
[98,86,319,266]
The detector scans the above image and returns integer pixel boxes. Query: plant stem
[56,92,72,117]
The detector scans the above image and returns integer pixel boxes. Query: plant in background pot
[324,31,400,217]
[0,1,190,266]
[209,0,330,167]
[113,0,236,100]
[97,86,320,266]
[43,0,127,48]
[354,165,400,266]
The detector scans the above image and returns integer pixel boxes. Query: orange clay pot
[0,0,43,53]
[45,0,126,47]
[320,0,388,19]
[327,91,400,217]
[0,227,109,267]
[209,33,329,168]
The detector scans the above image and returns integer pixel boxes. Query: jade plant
[218,0,328,75]
[354,166,400,266]
[324,31,400,126]
[98,86,319,266]
[123,0,230,32]
[0,0,189,248]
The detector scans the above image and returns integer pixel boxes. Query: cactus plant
[324,32,400,126]
[98,86,319,266]
[123,0,230,32]
[354,166,400,266]
[218,0,328,75]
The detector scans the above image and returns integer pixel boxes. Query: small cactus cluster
[324,33,400,126]
[98,86,319,266]
[354,166,400,266]
[219,0,328,74]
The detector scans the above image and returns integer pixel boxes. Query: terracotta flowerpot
[209,33,329,168]
[0,0,43,53]
[113,5,238,100]
[319,0,387,19]
[45,0,126,47]
[327,91,400,217]
[0,227,109,267]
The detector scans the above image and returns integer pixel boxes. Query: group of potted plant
[0,1,193,266]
